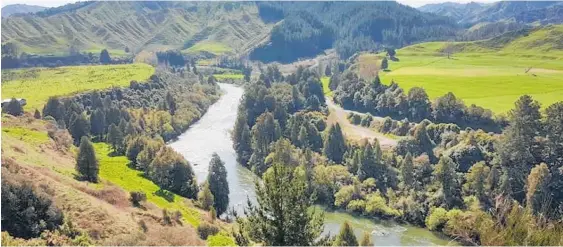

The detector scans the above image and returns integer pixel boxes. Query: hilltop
[419,1,563,25]
[1,4,46,17]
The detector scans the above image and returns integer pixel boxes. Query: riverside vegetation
[231,65,563,245]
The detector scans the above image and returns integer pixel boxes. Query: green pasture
[94,142,202,227]
[1,64,154,111]
[378,53,563,113]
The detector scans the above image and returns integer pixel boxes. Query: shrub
[197,222,220,240]
[130,191,147,207]
[425,207,448,230]
[1,170,64,239]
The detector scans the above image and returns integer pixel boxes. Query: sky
[1,0,499,8]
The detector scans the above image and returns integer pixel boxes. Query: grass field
[183,40,233,55]
[361,26,563,113]
[94,142,202,227]
[214,73,244,80]
[1,64,154,111]
[321,76,332,96]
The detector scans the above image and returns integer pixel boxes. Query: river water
[169,83,456,246]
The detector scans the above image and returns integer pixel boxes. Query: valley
[2,1,563,247]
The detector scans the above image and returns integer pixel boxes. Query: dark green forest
[251,1,458,62]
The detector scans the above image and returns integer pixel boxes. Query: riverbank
[169,83,458,245]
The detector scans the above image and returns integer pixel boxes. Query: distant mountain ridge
[419,1,563,25]
[1,4,46,17]
[1,1,458,63]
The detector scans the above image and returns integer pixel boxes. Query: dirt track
[326,99,398,149]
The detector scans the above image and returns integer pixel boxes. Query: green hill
[1,2,272,56]
[400,25,563,58]
[1,4,47,17]
[355,25,563,113]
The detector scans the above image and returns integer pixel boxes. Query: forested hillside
[2,1,458,63]
[251,1,458,62]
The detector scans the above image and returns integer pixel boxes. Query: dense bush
[1,169,64,239]
[197,222,219,240]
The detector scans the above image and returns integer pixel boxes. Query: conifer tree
[334,221,358,246]
[107,123,124,154]
[208,153,229,215]
[76,136,99,182]
[323,123,347,164]
[69,113,91,146]
[434,156,462,209]
[401,153,415,189]
[90,109,106,140]
[243,164,324,245]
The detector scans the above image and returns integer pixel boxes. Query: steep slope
[418,2,487,23]
[419,1,563,25]
[1,4,46,17]
[1,1,272,55]
[250,1,459,62]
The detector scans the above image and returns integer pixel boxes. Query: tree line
[331,72,504,132]
[231,65,563,245]
[1,43,131,69]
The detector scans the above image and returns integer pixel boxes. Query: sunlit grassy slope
[93,142,202,226]
[183,40,233,55]
[364,25,563,113]
[1,64,154,111]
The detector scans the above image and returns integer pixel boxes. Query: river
[169,83,456,246]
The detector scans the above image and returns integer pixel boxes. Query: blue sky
[2,0,498,8]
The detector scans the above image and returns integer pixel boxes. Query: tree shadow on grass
[155,189,175,202]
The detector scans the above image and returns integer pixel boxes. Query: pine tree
[100,49,111,64]
[107,123,124,154]
[198,182,215,210]
[359,232,373,246]
[69,113,91,146]
[323,123,347,164]
[90,109,106,140]
[434,156,462,209]
[334,221,358,246]
[381,57,389,71]
[76,136,99,183]
[208,153,229,215]
[498,95,542,202]
[401,153,415,189]
[243,164,324,245]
